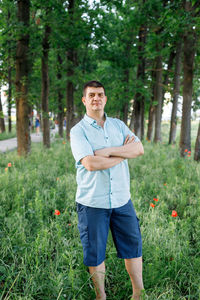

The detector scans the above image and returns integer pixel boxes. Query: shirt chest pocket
[109,132,124,147]
[86,131,107,151]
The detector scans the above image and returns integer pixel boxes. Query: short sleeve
[118,119,140,142]
[70,126,94,164]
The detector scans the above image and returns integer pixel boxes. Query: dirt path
[0,130,58,153]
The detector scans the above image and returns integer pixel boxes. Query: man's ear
[105,96,107,104]
[82,97,86,106]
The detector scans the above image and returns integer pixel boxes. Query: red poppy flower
[54,209,61,215]
[5,168,8,172]
[188,151,191,154]
[164,183,167,186]
[184,149,188,152]
[7,163,12,167]
[153,198,159,202]
[68,223,71,226]
[62,141,66,144]
[171,210,178,217]
[150,203,155,208]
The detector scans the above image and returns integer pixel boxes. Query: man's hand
[124,134,135,145]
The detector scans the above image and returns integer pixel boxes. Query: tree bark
[66,0,75,140]
[15,0,31,156]
[7,9,12,133]
[147,102,155,141]
[147,68,156,141]
[66,51,75,140]
[57,53,64,138]
[154,54,163,143]
[41,21,51,148]
[0,90,6,133]
[169,40,182,144]
[8,65,12,133]
[123,69,129,125]
[194,121,200,161]
[179,28,196,156]
[130,24,146,140]
[162,48,175,109]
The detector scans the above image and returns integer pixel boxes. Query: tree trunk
[66,65,74,140]
[130,24,146,140]
[169,40,182,144]
[162,49,175,108]
[123,69,129,125]
[146,68,156,141]
[7,9,12,133]
[194,121,200,161]
[141,98,144,140]
[0,90,6,133]
[154,54,163,143]
[41,21,51,148]
[57,53,64,138]
[147,102,155,141]
[66,0,75,140]
[15,0,31,156]
[179,27,196,156]
[8,65,12,133]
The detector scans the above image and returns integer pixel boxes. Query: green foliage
[0,123,199,299]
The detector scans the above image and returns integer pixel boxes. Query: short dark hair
[83,80,106,96]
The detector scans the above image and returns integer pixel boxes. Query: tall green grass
[0,122,199,299]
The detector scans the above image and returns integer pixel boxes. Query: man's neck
[86,111,105,124]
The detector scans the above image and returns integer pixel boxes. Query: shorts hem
[117,253,142,259]
[83,257,105,267]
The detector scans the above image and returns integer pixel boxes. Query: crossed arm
[81,135,144,171]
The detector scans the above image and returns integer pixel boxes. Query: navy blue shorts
[76,199,142,266]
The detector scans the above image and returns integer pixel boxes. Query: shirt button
[110,178,112,180]
[110,192,112,195]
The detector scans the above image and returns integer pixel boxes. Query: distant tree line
[0,0,199,160]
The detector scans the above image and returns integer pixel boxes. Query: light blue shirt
[70,113,140,209]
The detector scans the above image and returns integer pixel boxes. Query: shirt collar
[84,112,107,125]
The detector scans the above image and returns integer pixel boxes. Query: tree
[169,39,182,144]
[0,0,16,133]
[130,23,147,140]
[66,0,76,140]
[146,67,156,141]
[179,1,197,156]
[153,47,163,143]
[15,0,31,156]
[0,89,6,133]
[194,121,200,161]
[41,8,51,148]
[57,53,64,138]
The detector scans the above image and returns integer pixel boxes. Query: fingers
[124,135,129,145]
[128,136,135,143]
[124,135,135,145]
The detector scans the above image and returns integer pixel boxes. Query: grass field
[0,122,199,299]
[0,125,16,141]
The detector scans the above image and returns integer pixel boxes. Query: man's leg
[125,257,144,300]
[89,261,106,300]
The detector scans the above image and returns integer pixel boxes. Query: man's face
[82,87,107,114]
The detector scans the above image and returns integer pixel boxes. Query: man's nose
[94,94,99,100]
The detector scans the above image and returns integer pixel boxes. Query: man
[70,81,144,300]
